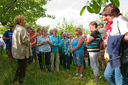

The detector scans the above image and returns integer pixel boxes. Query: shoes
[72,73,79,79]
[94,76,99,82]
[80,74,83,78]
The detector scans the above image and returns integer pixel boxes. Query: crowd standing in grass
[1,3,128,85]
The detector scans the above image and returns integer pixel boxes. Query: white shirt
[110,15,128,35]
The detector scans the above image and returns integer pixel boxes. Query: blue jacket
[107,35,124,68]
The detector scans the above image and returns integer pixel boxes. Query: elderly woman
[71,28,84,78]
[61,32,71,70]
[12,15,32,84]
[37,28,53,72]
[87,21,101,81]
[50,28,61,72]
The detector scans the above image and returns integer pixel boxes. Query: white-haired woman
[61,32,71,70]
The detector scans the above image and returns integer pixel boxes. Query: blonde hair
[42,27,47,32]
[14,15,25,25]
[53,28,58,32]
[76,27,82,35]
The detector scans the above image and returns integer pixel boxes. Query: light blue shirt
[50,35,61,52]
[37,35,51,52]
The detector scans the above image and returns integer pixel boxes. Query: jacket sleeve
[20,28,30,46]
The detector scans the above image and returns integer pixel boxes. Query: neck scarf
[105,21,113,39]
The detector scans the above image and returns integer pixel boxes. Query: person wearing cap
[100,3,128,85]
[3,25,14,59]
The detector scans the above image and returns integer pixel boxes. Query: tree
[56,18,88,36]
[0,0,47,25]
[80,0,120,16]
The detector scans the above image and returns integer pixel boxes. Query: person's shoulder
[114,15,128,23]
[37,35,42,38]
[4,30,10,33]
[92,30,99,34]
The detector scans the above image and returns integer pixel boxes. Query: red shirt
[30,32,36,47]
[105,21,113,39]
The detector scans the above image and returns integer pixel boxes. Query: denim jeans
[29,47,36,63]
[104,62,123,85]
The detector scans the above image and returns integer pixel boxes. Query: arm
[47,41,55,46]
[123,32,128,42]
[86,36,95,43]
[3,32,9,40]
[20,28,30,46]
[30,33,39,40]
[3,36,9,40]
[37,41,48,47]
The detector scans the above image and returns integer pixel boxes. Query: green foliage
[110,0,120,8]
[0,0,47,26]
[56,18,86,36]
[0,25,9,34]
[80,6,86,16]
[80,0,120,16]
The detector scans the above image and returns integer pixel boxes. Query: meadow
[0,53,108,85]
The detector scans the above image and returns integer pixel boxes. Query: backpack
[117,20,128,64]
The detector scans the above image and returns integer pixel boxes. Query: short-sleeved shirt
[3,30,13,48]
[37,35,51,52]
[50,35,61,52]
[87,30,101,52]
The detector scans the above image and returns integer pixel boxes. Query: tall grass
[0,53,108,85]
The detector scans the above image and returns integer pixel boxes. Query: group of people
[1,3,128,85]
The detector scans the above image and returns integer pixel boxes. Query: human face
[63,34,66,38]
[9,26,14,31]
[27,28,32,33]
[53,30,57,36]
[75,29,80,35]
[43,29,47,35]
[89,25,96,32]
[102,15,108,21]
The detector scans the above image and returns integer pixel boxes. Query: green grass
[0,53,108,85]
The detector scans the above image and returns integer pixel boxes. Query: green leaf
[110,0,120,8]
[80,6,86,16]
[87,6,94,13]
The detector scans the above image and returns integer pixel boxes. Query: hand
[68,53,70,56]
[104,39,108,46]
[105,58,109,62]
[123,32,128,42]
[37,33,40,36]
[71,48,74,54]
[53,45,58,46]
